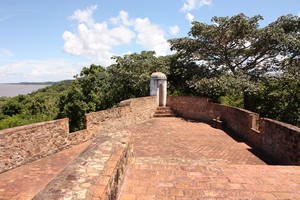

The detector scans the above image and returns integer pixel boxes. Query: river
[0,84,50,97]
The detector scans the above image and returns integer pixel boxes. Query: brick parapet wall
[167,96,299,165]
[0,96,157,173]
[0,118,69,173]
[212,103,261,147]
[260,118,300,165]
[167,96,213,122]
[0,94,298,173]
[86,96,157,132]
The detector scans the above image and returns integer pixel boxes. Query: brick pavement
[118,118,300,199]
[0,141,91,200]
[119,163,300,199]
[128,118,270,165]
[0,117,299,200]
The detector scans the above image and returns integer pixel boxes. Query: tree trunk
[243,91,251,110]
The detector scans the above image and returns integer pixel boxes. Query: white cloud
[169,25,180,35]
[0,59,86,83]
[69,5,97,26]
[181,0,212,12]
[109,10,133,26]
[134,17,170,55]
[63,8,136,66]
[0,48,14,59]
[63,6,173,66]
[186,13,195,23]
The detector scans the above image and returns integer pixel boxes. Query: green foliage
[219,93,244,108]
[169,13,281,77]
[0,97,10,120]
[58,65,108,131]
[59,52,171,131]
[107,51,170,102]
[168,13,299,126]
[2,98,23,116]
[251,64,300,126]
[168,55,213,95]
[0,114,52,130]
[0,81,71,130]
[169,13,296,96]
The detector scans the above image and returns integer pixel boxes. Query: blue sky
[0,0,299,83]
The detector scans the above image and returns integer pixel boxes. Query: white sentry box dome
[150,72,167,107]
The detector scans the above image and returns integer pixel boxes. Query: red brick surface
[118,118,300,199]
[120,164,300,199]
[0,117,299,200]
[0,141,91,200]
[129,118,267,165]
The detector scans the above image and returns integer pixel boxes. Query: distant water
[0,84,50,97]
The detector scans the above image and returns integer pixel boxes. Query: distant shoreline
[2,82,55,85]
[0,84,51,97]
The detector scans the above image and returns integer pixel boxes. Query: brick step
[153,106,176,118]
[154,110,175,114]
[156,106,172,110]
[153,113,176,117]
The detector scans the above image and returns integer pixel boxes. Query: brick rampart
[260,118,299,165]
[0,118,69,173]
[86,96,156,132]
[0,96,156,173]
[167,96,299,165]
[0,95,298,174]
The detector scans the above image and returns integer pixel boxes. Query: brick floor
[0,141,91,200]
[118,118,300,199]
[119,163,300,199]
[128,118,269,165]
[0,117,299,200]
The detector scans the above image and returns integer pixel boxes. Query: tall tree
[169,13,299,107]
[107,51,170,103]
[58,65,108,131]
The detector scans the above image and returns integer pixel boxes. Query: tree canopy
[169,13,299,125]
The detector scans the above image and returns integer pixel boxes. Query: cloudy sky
[0,0,299,83]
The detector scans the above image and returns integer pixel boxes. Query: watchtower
[150,72,167,107]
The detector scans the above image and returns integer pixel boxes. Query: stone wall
[167,96,299,165]
[86,144,131,200]
[86,96,157,132]
[0,94,298,173]
[0,96,157,173]
[260,118,300,165]
[0,119,69,173]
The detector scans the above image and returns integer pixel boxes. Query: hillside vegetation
[0,81,72,130]
[0,13,299,131]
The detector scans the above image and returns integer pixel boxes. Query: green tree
[0,81,71,130]
[168,55,214,95]
[253,62,300,126]
[107,51,170,103]
[169,13,299,107]
[2,97,24,116]
[58,64,108,131]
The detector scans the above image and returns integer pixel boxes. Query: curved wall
[0,95,299,174]
[167,96,299,165]
[0,96,157,173]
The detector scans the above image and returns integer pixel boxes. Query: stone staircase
[153,106,176,117]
